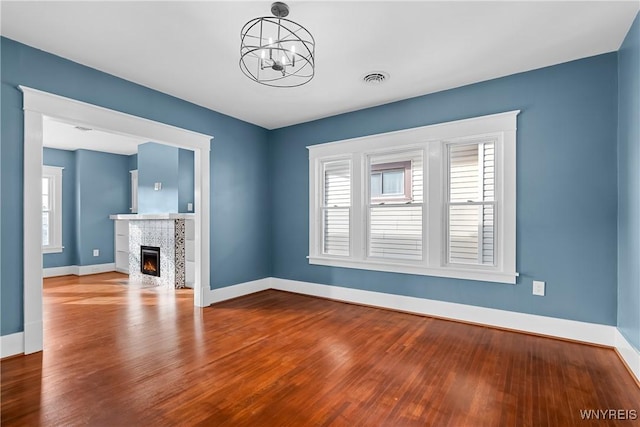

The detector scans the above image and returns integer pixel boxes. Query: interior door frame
[21,86,212,354]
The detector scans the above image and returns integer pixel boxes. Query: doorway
[22,86,212,354]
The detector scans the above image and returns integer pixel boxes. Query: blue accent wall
[178,149,195,213]
[1,37,271,336]
[138,142,180,214]
[617,13,640,350]
[43,148,77,268]
[75,149,129,266]
[269,53,619,325]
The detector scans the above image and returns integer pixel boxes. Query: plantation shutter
[322,160,350,256]
[368,150,423,261]
[447,141,495,265]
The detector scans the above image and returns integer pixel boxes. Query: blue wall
[269,53,619,325]
[138,142,180,214]
[75,149,129,266]
[43,148,77,268]
[0,37,271,335]
[178,149,195,213]
[617,13,640,350]
[137,144,194,213]
[42,148,130,268]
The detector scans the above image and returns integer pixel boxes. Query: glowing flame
[143,259,157,272]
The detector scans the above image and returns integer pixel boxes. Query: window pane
[448,204,478,263]
[449,142,494,203]
[448,204,494,265]
[323,160,350,207]
[42,195,50,211]
[322,160,350,256]
[382,170,404,195]
[371,173,382,197]
[42,212,50,246]
[323,208,349,256]
[449,144,479,202]
[369,151,422,203]
[369,205,422,260]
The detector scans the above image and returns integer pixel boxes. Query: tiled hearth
[128,219,186,288]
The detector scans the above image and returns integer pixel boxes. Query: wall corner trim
[1,332,25,358]
[615,329,640,384]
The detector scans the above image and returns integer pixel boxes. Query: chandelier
[240,2,315,87]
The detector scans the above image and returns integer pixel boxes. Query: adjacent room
[1,1,639,425]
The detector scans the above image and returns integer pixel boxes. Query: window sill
[308,256,517,284]
[43,246,63,254]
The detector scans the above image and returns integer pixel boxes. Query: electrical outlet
[154,182,162,191]
[93,249,99,257]
[187,202,193,212]
[533,280,545,296]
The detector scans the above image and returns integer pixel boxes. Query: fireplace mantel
[109,213,195,220]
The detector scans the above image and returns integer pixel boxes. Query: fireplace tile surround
[111,214,193,288]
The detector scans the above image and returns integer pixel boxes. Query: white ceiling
[43,117,148,155]
[2,1,639,130]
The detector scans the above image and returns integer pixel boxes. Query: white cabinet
[114,220,129,273]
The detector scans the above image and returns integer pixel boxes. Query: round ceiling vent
[362,71,389,85]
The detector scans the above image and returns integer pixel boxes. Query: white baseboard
[43,263,116,278]
[43,265,76,277]
[615,329,640,383]
[1,332,24,358]
[77,263,115,276]
[208,278,271,305]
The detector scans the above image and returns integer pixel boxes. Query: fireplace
[141,246,161,277]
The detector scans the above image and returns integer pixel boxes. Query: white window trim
[42,165,63,254]
[308,110,520,284]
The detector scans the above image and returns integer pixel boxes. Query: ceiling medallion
[240,2,315,87]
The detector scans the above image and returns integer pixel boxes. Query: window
[308,111,519,284]
[42,165,63,253]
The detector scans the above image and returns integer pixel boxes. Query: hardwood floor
[1,273,638,426]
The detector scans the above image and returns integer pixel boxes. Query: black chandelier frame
[239,5,315,88]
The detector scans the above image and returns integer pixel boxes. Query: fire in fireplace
[141,246,161,277]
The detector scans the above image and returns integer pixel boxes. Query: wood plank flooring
[1,272,639,426]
